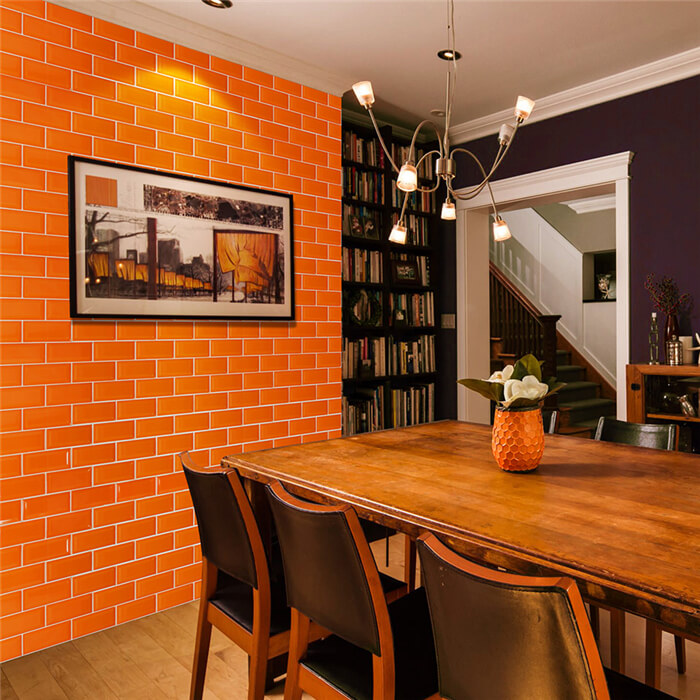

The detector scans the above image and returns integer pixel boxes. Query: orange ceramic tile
[44,86,91,115]
[156,508,192,533]
[157,93,192,118]
[72,322,116,341]
[116,556,156,585]
[135,145,173,171]
[0,28,45,61]
[45,382,92,407]
[72,608,115,639]
[116,122,155,147]
[116,596,156,625]
[94,461,134,486]
[174,411,208,433]
[45,128,92,155]
[0,118,44,147]
[116,82,155,109]
[23,404,71,430]
[243,167,273,189]
[73,29,115,59]
[191,429,226,450]
[23,533,70,565]
[45,43,91,74]
[47,510,92,538]
[72,526,116,554]
[0,52,21,78]
[73,71,115,99]
[209,124,242,148]
[46,594,92,626]
[0,607,45,639]
[135,493,172,519]
[71,401,115,426]
[45,424,91,450]
[94,17,134,44]
[0,366,22,387]
[174,44,208,69]
[0,342,44,364]
[0,427,45,455]
[71,483,115,511]
[156,546,193,576]
[173,154,208,177]
[94,138,134,163]
[71,443,115,469]
[135,68,173,95]
[92,420,134,445]
[173,561,199,587]
[0,6,21,32]
[116,360,156,380]
[134,570,172,598]
[0,208,44,233]
[93,582,134,612]
[157,583,192,611]
[157,131,193,155]
[0,590,22,618]
[174,79,207,104]
[192,103,226,129]
[73,568,116,596]
[73,112,115,140]
[156,433,192,457]
[93,541,133,569]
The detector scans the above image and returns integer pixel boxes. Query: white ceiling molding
[51,0,350,96]
[449,47,700,145]
[562,194,617,214]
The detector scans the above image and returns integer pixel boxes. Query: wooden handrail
[489,262,560,381]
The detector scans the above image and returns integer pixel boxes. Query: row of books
[389,291,435,327]
[342,388,385,435]
[343,167,384,204]
[342,336,386,379]
[389,383,435,428]
[391,144,435,180]
[387,334,436,375]
[391,252,430,286]
[390,213,431,247]
[343,248,383,284]
[391,182,435,213]
[343,132,384,168]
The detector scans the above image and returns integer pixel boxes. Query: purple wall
[452,76,700,363]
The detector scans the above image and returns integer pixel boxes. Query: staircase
[555,349,616,437]
[490,263,616,437]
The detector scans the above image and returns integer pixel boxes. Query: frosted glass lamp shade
[441,200,456,220]
[498,123,515,145]
[493,218,511,242]
[389,222,407,245]
[514,96,535,120]
[352,81,375,107]
[397,163,418,192]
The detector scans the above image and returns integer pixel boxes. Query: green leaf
[517,354,542,381]
[544,379,566,397]
[457,378,503,402]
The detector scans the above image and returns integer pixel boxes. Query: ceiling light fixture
[201,0,232,8]
[352,0,534,244]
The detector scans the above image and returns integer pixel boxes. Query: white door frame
[455,151,633,424]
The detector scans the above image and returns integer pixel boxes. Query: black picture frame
[68,156,294,320]
[390,260,421,286]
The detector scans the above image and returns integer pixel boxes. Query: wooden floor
[1,536,697,699]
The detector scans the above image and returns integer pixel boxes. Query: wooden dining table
[223,420,700,686]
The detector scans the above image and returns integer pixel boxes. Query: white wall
[490,208,616,386]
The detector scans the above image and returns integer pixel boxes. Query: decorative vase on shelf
[492,406,545,472]
[664,313,679,347]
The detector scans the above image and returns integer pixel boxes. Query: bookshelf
[341,120,439,436]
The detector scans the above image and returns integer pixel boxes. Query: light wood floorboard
[1,536,697,699]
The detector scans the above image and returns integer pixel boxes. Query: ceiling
[79,1,700,134]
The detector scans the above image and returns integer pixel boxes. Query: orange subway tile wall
[0,0,342,661]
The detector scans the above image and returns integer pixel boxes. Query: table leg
[645,619,662,689]
[404,535,416,592]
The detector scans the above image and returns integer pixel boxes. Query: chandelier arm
[415,149,442,192]
[409,121,445,162]
[448,148,495,203]
[367,107,400,173]
[398,189,411,222]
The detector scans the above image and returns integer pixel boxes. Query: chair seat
[301,588,437,700]
[605,668,678,699]
[211,570,291,637]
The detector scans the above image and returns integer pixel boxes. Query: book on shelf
[343,131,384,168]
[343,166,384,204]
[390,213,430,247]
[342,386,385,435]
[390,143,435,180]
[342,248,383,284]
[390,383,435,428]
[387,334,436,375]
[342,336,387,379]
[391,181,435,212]
[389,291,435,327]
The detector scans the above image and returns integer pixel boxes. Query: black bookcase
[341,119,439,435]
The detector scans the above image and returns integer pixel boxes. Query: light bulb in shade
[498,123,515,145]
[352,81,375,108]
[514,96,535,121]
[492,218,511,242]
[389,222,407,245]
[441,199,456,220]
[397,162,418,192]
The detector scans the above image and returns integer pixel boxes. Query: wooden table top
[223,420,700,639]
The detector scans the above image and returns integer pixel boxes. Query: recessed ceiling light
[202,0,232,8]
[430,109,446,117]
[437,49,462,61]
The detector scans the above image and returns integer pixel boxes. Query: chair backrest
[266,481,389,656]
[417,533,610,700]
[594,417,676,451]
[179,452,259,589]
[541,409,558,434]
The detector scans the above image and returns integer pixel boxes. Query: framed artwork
[363,216,380,240]
[68,156,294,320]
[344,212,364,239]
[391,260,421,286]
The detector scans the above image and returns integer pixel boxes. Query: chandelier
[351,0,534,245]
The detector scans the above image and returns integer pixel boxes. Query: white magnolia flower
[502,375,548,407]
[487,364,514,384]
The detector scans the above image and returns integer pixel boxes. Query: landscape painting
[69,157,294,320]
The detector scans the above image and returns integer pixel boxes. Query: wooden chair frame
[418,532,611,700]
[182,454,289,700]
[268,481,398,700]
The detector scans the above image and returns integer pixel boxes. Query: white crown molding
[562,194,617,214]
[450,47,700,145]
[50,0,350,96]
[455,151,634,210]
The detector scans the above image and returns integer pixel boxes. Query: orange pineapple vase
[492,407,545,472]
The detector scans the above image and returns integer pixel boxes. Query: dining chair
[542,408,559,434]
[417,532,678,700]
[593,417,684,682]
[266,480,438,700]
[180,452,292,700]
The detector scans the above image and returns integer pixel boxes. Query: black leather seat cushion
[604,668,678,699]
[301,587,437,700]
[210,566,290,637]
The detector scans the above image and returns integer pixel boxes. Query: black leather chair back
[180,453,257,588]
[418,537,601,700]
[594,417,676,451]
[266,483,381,655]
